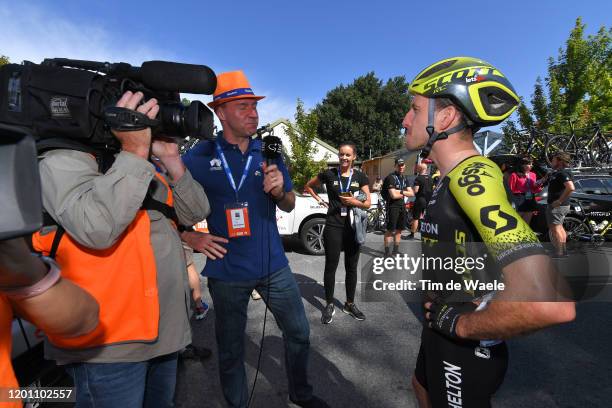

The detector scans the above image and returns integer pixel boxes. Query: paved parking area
[177,233,612,408]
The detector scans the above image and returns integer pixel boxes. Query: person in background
[382,158,414,256]
[305,142,371,324]
[545,152,575,257]
[408,163,432,239]
[509,157,545,224]
[372,176,383,193]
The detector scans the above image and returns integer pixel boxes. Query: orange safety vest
[31,173,174,349]
[0,295,21,407]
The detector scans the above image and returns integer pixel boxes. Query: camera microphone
[140,61,217,94]
[262,135,282,166]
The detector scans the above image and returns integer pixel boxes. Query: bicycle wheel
[588,134,611,167]
[544,135,576,166]
[366,209,377,232]
[563,216,591,242]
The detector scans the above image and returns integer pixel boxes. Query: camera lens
[156,101,214,140]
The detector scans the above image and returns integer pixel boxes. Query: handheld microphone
[262,135,282,166]
[140,61,217,94]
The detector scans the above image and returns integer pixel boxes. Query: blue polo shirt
[182,133,292,281]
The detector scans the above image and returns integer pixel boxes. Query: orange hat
[208,70,265,108]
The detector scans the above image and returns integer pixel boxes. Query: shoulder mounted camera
[0,58,217,155]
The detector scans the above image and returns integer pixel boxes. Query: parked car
[530,173,612,241]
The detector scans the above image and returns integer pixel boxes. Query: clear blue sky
[0,0,610,126]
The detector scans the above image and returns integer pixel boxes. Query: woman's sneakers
[321,302,365,323]
[321,303,335,324]
[342,302,365,321]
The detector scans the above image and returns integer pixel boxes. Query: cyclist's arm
[455,255,575,339]
[448,157,575,340]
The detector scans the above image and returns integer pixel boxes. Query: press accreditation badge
[340,207,348,217]
[225,202,251,238]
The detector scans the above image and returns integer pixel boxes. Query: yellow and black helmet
[409,57,519,127]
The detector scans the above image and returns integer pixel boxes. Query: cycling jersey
[420,155,545,302]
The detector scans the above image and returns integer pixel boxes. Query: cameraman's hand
[113,91,159,159]
[181,231,229,260]
[0,238,47,289]
[152,138,185,181]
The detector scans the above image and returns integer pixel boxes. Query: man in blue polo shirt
[181,71,327,408]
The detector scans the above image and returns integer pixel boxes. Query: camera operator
[0,237,99,407]
[31,90,210,407]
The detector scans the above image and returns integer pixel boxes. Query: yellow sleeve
[448,156,544,265]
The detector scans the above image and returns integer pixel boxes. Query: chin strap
[419,99,468,159]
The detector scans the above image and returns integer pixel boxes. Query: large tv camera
[0,58,217,153]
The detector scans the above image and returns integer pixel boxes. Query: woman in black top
[304,143,371,324]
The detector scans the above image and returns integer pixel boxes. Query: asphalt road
[176,233,612,408]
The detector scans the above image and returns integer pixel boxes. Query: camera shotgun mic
[140,61,217,94]
[262,135,282,166]
[42,58,217,95]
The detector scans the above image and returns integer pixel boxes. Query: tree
[504,18,611,137]
[283,99,329,192]
[314,73,411,158]
[0,55,9,66]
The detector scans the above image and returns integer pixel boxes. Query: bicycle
[544,122,611,168]
[563,211,611,247]
[367,194,387,232]
[505,126,551,164]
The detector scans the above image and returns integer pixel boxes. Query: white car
[276,192,328,255]
[195,192,382,255]
[277,191,382,255]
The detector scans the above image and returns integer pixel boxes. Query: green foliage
[0,55,9,66]
[284,99,329,191]
[504,18,611,138]
[531,77,550,130]
[314,72,411,158]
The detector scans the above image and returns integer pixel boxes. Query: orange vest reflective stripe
[31,174,174,349]
[0,295,21,407]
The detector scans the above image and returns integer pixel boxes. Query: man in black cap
[382,158,414,256]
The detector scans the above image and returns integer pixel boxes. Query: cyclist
[402,57,576,407]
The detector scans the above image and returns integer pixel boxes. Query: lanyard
[525,173,532,191]
[215,141,253,199]
[337,169,353,193]
[394,174,404,191]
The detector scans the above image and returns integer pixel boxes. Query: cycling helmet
[408,57,520,157]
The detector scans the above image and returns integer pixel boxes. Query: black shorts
[386,205,406,232]
[513,194,538,212]
[414,326,508,408]
[412,198,428,219]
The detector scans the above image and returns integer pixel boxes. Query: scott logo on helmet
[457,161,494,196]
[423,67,504,94]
